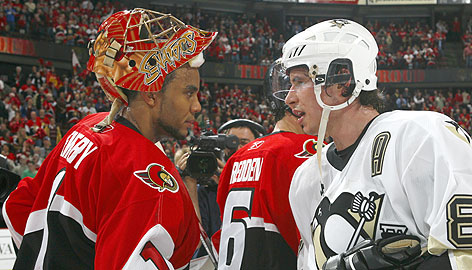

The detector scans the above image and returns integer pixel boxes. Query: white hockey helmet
[281,19,379,173]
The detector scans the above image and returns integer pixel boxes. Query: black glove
[323,235,424,270]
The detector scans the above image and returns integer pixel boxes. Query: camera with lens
[186,132,239,180]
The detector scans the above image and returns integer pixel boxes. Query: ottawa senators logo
[295,139,319,158]
[134,163,179,193]
[139,31,197,86]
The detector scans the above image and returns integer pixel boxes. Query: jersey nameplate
[60,131,98,169]
[229,158,264,184]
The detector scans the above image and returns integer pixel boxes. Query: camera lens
[187,151,218,178]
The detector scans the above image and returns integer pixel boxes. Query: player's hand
[323,235,423,270]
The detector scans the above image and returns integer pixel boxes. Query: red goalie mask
[87,8,217,105]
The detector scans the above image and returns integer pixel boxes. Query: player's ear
[141,92,159,106]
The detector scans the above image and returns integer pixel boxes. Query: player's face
[155,67,201,140]
[285,67,322,135]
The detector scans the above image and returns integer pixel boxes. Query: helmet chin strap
[313,81,363,180]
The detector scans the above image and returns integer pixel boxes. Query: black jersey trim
[327,116,378,171]
[116,115,142,135]
[240,228,297,270]
[14,211,95,270]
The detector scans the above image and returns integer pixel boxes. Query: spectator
[464,43,472,68]
[44,117,62,146]
[396,94,409,110]
[0,11,7,34]
[21,160,37,179]
[413,91,425,110]
[11,154,28,176]
[4,4,17,33]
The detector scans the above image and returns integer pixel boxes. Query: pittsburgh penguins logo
[295,139,320,158]
[330,19,350,29]
[134,163,179,193]
[445,120,471,145]
[311,191,384,269]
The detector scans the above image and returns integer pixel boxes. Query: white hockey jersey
[290,110,472,270]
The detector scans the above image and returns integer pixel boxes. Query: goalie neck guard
[86,8,217,131]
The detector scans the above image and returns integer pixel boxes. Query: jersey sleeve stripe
[49,195,97,242]
[240,217,280,233]
[2,196,23,247]
[24,209,47,235]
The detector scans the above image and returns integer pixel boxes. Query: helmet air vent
[360,40,370,50]
[324,32,338,42]
[340,33,358,44]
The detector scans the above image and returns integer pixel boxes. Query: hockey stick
[347,193,376,250]
[198,223,218,269]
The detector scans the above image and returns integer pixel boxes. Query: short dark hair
[358,89,385,113]
[120,71,177,103]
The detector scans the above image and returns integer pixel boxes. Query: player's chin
[177,128,189,140]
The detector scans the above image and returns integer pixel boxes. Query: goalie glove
[323,235,424,270]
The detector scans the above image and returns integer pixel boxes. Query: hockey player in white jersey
[280,18,472,270]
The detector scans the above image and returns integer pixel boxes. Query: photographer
[179,119,265,258]
[218,119,266,159]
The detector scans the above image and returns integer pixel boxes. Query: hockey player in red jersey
[2,8,217,269]
[216,59,320,270]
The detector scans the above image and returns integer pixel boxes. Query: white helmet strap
[312,80,364,177]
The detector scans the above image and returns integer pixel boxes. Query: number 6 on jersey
[219,188,254,269]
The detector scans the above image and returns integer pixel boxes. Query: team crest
[139,31,197,86]
[134,163,179,193]
[295,139,319,158]
[311,191,385,269]
[330,19,350,29]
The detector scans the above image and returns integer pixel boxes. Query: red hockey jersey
[217,131,319,270]
[3,113,200,270]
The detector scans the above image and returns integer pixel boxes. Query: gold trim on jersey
[452,250,472,270]
[428,235,449,256]
[313,226,327,270]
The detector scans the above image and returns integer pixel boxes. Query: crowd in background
[1,0,471,67]
[0,60,470,179]
[462,17,472,68]
[371,20,445,69]
[0,0,471,179]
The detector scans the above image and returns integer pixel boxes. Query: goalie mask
[87,8,217,131]
[281,19,378,173]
